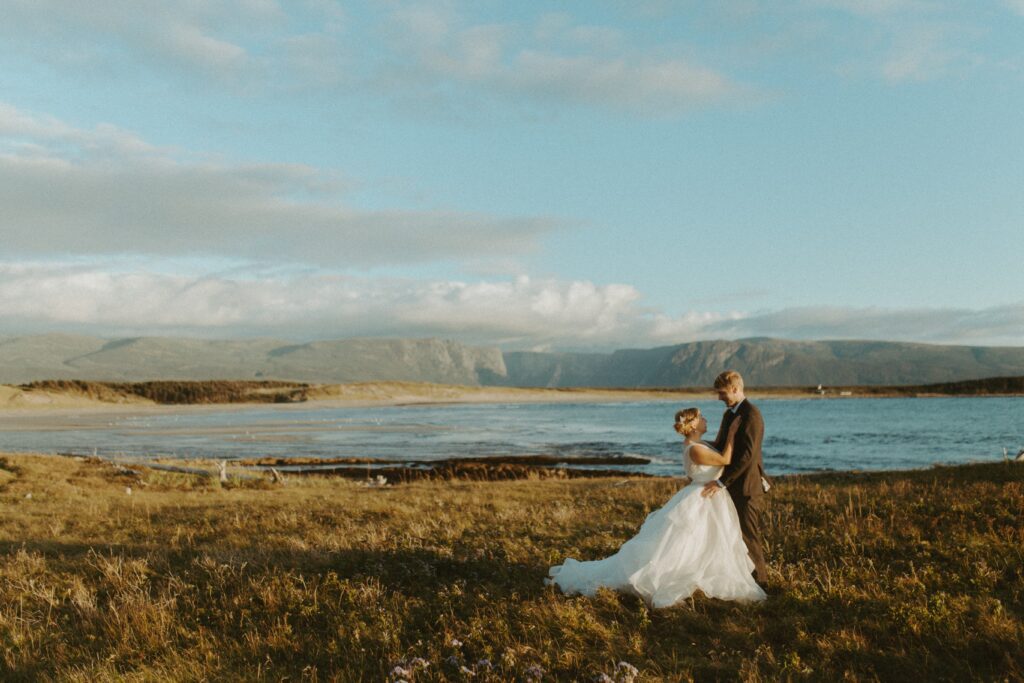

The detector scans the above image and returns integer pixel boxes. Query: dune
[0,384,153,410]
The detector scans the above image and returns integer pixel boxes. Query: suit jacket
[711,399,768,499]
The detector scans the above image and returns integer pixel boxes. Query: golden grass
[0,453,1021,681]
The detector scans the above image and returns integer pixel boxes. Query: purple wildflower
[615,661,640,683]
[524,664,546,681]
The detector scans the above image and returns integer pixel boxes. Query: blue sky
[1,0,1022,350]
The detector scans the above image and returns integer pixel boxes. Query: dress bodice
[683,442,724,484]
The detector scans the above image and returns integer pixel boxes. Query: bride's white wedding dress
[546,442,767,607]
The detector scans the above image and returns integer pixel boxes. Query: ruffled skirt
[546,484,766,608]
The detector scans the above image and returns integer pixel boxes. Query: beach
[0,380,783,414]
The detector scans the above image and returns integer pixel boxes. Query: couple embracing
[546,370,771,607]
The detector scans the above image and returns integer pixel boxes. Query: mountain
[0,335,505,385]
[0,333,108,380]
[500,339,1024,387]
[2,334,1024,387]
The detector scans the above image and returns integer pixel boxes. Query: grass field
[0,453,1021,681]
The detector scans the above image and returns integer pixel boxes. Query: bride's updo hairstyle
[674,408,702,436]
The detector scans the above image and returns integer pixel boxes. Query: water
[0,398,1020,476]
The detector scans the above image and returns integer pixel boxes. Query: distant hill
[0,334,505,385]
[2,334,1024,387]
[500,338,1024,387]
[851,375,1024,396]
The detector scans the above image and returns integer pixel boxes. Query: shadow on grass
[1,539,544,595]
[0,537,554,679]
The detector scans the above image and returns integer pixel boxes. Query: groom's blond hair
[714,370,744,392]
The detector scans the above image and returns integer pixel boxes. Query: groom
[701,370,770,584]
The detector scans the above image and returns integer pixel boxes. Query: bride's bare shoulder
[688,441,724,466]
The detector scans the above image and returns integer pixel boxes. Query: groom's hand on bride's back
[701,481,722,498]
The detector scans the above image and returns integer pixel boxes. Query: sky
[1,0,1022,351]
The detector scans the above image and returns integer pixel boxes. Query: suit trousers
[731,494,768,584]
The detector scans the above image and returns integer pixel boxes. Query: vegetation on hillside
[19,379,310,404]
[863,374,1024,396]
[0,453,1021,681]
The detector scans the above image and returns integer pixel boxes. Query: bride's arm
[689,436,734,466]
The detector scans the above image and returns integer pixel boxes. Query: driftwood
[269,467,285,484]
[137,463,213,476]
[358,475,389,488]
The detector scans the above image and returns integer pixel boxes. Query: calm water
[0,398,1020,476]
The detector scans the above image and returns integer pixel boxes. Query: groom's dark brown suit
[712,399,769,584]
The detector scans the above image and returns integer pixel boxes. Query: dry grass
[0,453,1021,681]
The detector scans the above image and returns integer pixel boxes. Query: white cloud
[2,262,1022,348]
[704,305,1024,346]
[880,24,973,82]
[0,0,1012,107]
[0,103,557,266]
[0,264,652,345]
[508,51,737,111]
[278,33,351,88]
[804,1,992,84]
[0,1,271,80]
[0,0,350,88]
[812,0,924,17]
[158,23,249,74]
[382,6,744,115]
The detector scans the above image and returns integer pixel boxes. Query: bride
[546,408,767,607]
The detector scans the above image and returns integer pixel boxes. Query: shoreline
[26,449,1015,485]
[3,380,1022,415]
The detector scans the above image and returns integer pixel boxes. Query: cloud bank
[0,1,746,116]
[0,103,556,266]
[2,0,1018,118]
[2,262,1021,349]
